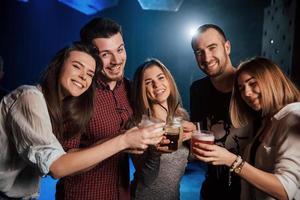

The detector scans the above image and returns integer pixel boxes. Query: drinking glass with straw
[161,102,182,152]
[197,122,201,133]
[191,122,215,155]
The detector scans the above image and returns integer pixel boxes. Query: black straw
[173,102,180,118]
[147,108,150,117]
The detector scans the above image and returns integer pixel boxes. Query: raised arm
[50,124,164,178]
[9,88,164,179]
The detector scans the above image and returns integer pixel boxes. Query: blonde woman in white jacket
[193,57,300,200]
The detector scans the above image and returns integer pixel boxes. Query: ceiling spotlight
[138,0,184,12]
[58,0,119,15]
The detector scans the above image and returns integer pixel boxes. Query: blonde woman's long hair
[131,58,188,123]
[230,57,300,128]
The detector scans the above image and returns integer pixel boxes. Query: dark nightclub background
[0,0,274,110]
[0,0,299,199]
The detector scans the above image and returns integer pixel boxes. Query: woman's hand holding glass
[156,136,170,152]
[123,123,165,154]
[193,142,236,167]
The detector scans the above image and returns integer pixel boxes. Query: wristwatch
[234,161,245,174]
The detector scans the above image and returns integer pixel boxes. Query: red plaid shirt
[56,78,133,200]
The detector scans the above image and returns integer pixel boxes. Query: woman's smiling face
[237,71,262,111]
[143,65,171,105]
[59,50,96,98]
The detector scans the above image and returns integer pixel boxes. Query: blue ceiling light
[137,0,184,12]
[58,0,119,15]
[18,0,29,2]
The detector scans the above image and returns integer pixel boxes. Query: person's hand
[123,148,145,154]
[122,123,165,150]
[181,121,196,141]
[192,143,236,166]
[155,136,171,153]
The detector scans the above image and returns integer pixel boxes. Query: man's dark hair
[191,24,227,49]
[80,17,122,44]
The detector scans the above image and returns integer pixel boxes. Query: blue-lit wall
[0,0,266,110]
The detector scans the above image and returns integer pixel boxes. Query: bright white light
[189,27,198,37]
[186,25,199,40]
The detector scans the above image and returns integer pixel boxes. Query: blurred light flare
[186,24,200,40]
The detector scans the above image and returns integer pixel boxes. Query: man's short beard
[209,67,225,78]
[207,57,228,78]
[101,70,124,82]
[109,75,123,81]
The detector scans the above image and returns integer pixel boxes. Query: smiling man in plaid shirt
[56,17,144,200]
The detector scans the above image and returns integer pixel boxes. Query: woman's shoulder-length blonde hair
[131,58,188,123]
[230,57,300,128]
